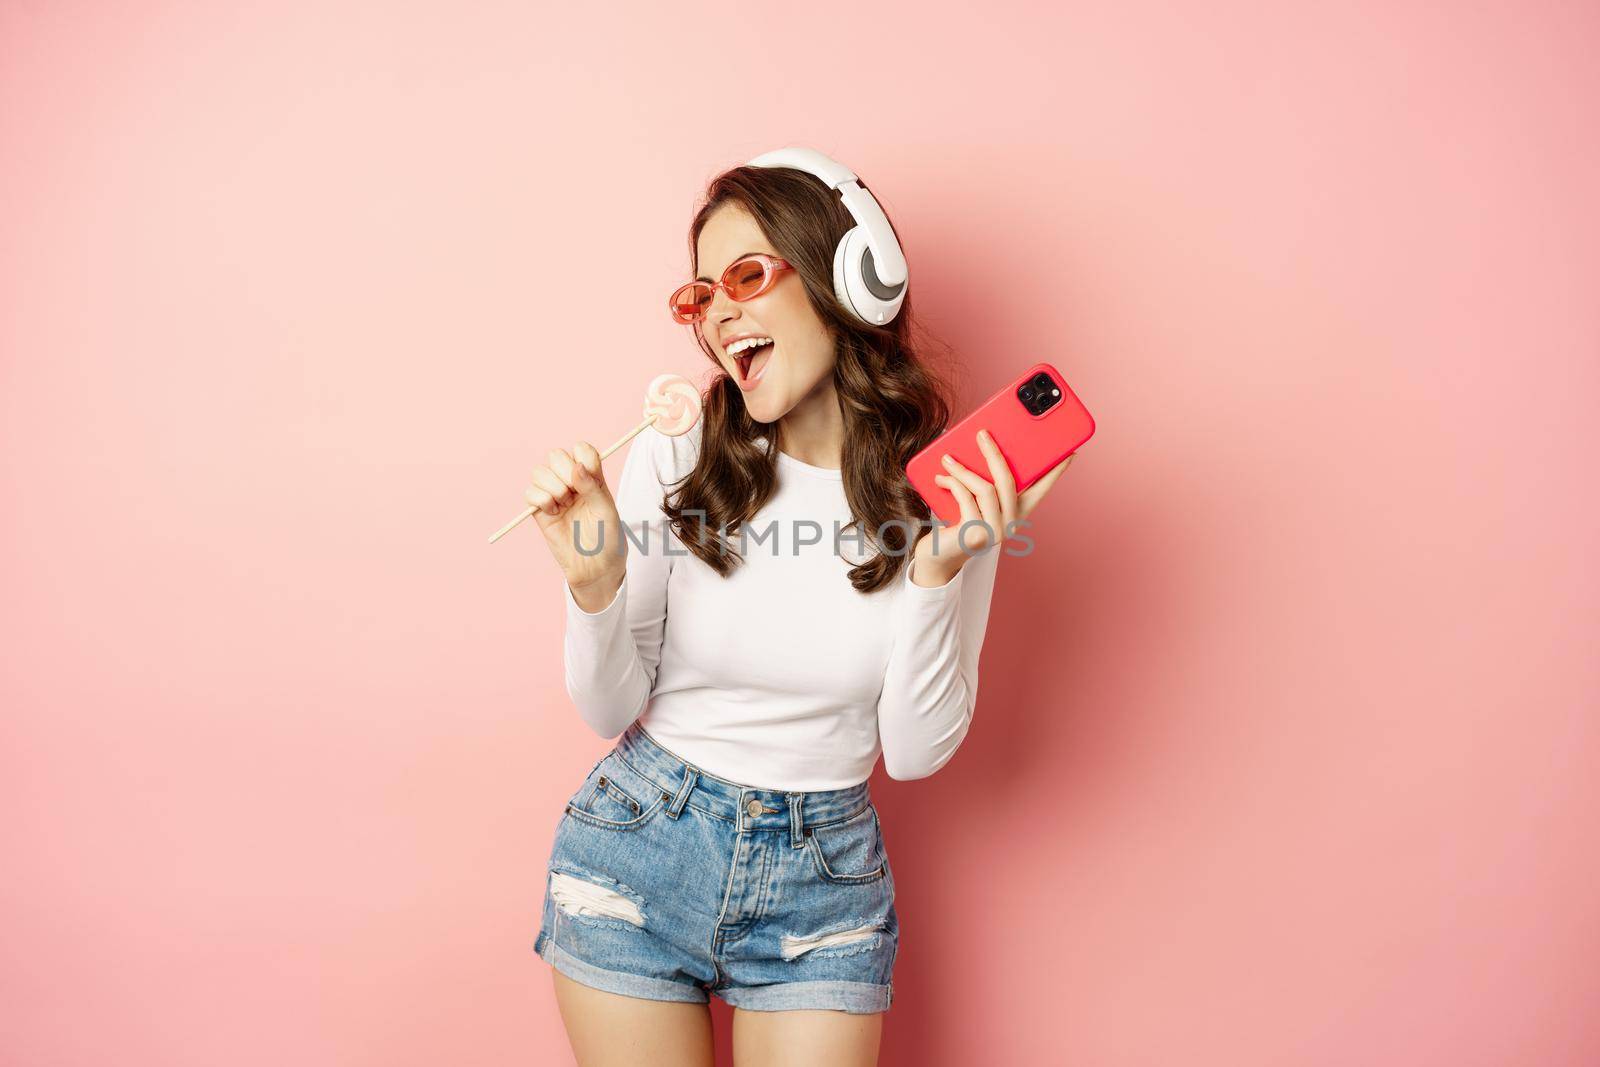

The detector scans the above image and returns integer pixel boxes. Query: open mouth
[734,340,775,384]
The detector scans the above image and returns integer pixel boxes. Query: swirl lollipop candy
[642,372,701,435]
[488,373,703,544]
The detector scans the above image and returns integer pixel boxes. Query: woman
[524,149,1074,1066]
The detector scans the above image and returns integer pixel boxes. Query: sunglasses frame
[668,253,795,324]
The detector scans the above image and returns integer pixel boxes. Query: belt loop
[666,766,697,819]
[788,792,806,849]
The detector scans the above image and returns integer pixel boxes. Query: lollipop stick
[487,414,658,544]
[597,414,658,462]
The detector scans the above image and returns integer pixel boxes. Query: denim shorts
[533,722,899,1014]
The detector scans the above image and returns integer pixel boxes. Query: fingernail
[979,429,990,441]
[941,454,954,466]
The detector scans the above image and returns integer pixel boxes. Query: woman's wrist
[568,570,624,613]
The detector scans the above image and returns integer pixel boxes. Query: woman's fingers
[527,442,617,532]
[548,446,593,495]
[974,429,1018,536]
[933,480,992,556]
[1017,453,1077,519]
[528,457,579,511]
[529,464,573,511]
[939,452,1000,550]
[524,481,555,512]
[569,442,603,491]
[933,474,981,544]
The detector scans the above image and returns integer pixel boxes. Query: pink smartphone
[905,361,1095,528]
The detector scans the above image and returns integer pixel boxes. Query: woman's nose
[707,285,739,322]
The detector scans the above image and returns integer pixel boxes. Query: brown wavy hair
[662,163,961,594]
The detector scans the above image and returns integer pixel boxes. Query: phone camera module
[1017,373,1063,416]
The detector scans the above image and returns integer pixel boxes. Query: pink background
[3,2,1597,1064]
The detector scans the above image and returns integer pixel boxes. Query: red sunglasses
[668,253,794,324]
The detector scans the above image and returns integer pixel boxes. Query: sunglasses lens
[670,282,713,323]
[725,258,770,300]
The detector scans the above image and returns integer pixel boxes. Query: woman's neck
[775,377,845,470]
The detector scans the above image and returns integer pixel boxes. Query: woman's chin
[739,376,780,415]
[746,395,791,424]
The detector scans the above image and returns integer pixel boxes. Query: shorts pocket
[806,804,887,885]
[564,753,668,832]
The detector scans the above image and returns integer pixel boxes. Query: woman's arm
[561,425,684,738]
[877,431,1076,778]
[875,543,1002,779]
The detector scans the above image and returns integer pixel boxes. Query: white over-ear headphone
[743,147,909,326]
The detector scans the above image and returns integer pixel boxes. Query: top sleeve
[560,423,693,738]
[875,542,1002,780]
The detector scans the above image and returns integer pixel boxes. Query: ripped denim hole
[549,870,645,927]
[780,917,885,961]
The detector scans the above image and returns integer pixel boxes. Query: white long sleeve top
[561,417,1001,790]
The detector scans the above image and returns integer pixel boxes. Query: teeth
[726,336,773,355]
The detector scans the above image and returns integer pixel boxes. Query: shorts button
[746,798,763,818]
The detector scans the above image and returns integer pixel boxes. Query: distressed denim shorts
[533,722,899,1014]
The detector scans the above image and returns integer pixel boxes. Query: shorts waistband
[614,722,872,834]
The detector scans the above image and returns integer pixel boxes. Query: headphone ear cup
[831,230,860,323]
[833,225,906,326]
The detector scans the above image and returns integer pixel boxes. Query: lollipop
[642,373,701,435]
[488,373,703,544]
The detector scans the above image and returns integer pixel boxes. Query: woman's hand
[909,428,1077,587]
[525,442,628,604]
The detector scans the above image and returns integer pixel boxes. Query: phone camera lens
[1015,373,1061,415]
